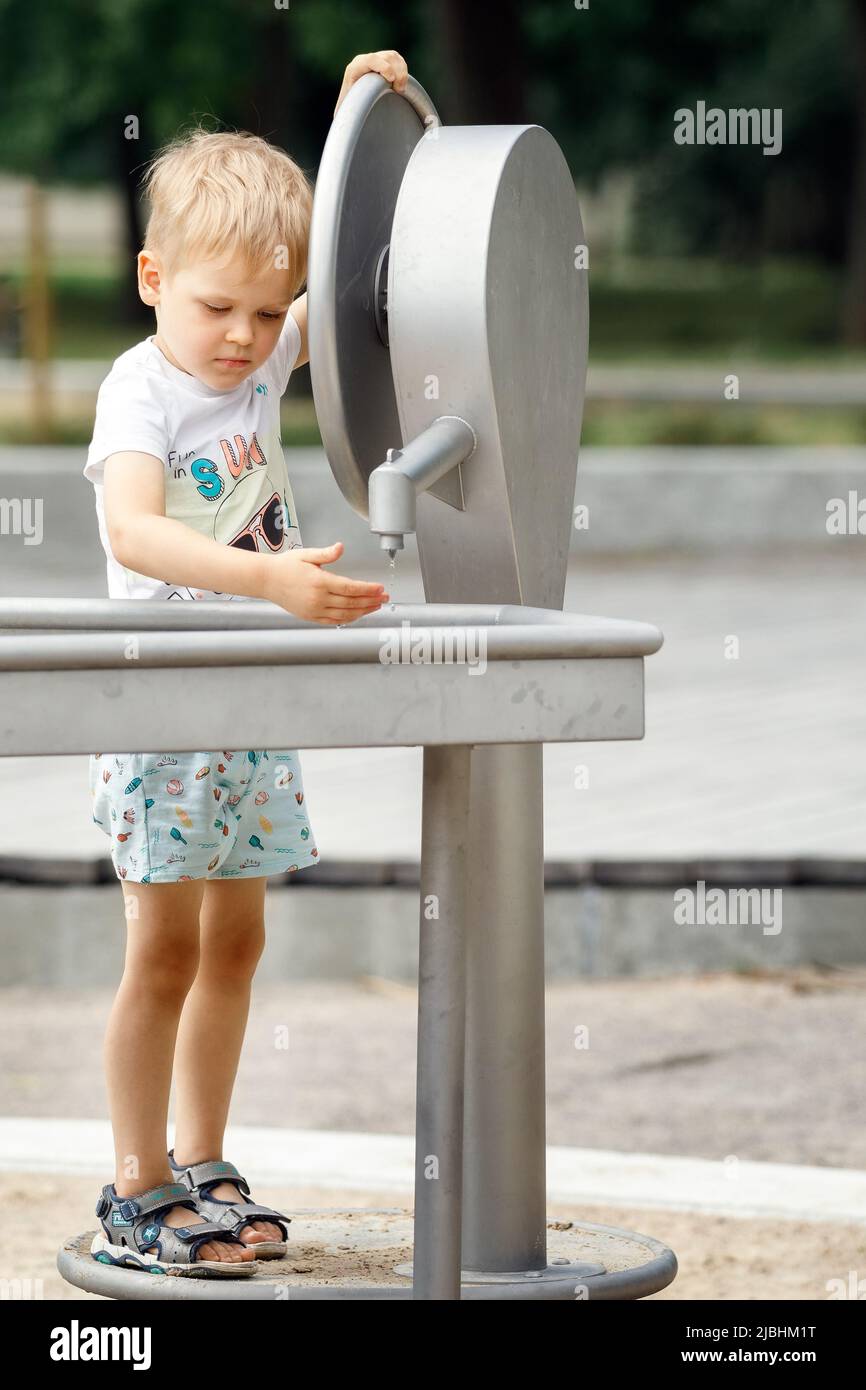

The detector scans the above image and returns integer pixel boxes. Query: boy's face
[138,249,295,390]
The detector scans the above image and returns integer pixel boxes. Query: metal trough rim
[0,600,663,669]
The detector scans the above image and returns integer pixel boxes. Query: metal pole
[24,180,52,439]
[461,743,548,1273]
[413,743,471,1299]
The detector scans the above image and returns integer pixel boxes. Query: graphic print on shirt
[158,422,302,600]
[84,315,305,603]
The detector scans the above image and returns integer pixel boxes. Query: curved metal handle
[308,70,443,520]
[399,74,442,130]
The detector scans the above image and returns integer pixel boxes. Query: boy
[86,51,407,1275]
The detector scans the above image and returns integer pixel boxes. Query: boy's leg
[104,877,254,1263]
[107,878,203,1191]
[171,876,282,1245]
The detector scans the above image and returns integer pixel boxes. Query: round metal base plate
[59,1210,677,1301]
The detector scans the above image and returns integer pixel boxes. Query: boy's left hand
[334,51,409,116]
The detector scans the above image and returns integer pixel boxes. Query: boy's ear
[138,251,162,307]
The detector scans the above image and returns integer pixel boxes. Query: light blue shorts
[88,748,320,884]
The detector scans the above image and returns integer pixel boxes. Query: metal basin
[0,599,663,755]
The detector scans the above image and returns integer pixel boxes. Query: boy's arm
[288,295,308,369]
[104,451,271,600]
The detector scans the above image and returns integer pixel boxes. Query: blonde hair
[140,125,313,290]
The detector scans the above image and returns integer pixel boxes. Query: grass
[0,254,857,362]
[585,255,847,361]
[1,256,864,445]
[579,403,866,447]
[5,399,865,448]
[0,398,321,447]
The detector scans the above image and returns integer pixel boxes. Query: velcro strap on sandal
[219,1200,290,1225]
[209,1201,290,1240]
[166,1222,248,1263]
[167,1220,243,1244]
[174,1156,250,1200]
[120,1182,197,1220]
[178,1159,250,1196]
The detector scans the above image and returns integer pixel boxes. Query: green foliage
[580,403,866,447]
[0,254,844,359]
[589,258,842,356]
[523,0,856,264]
[0,0,859,330]
[0,0,420,181]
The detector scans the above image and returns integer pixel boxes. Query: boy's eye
[204,304,283,320]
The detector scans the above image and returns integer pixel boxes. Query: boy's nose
[226,323,254,346]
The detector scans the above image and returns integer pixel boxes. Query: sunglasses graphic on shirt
[228,492,294,552]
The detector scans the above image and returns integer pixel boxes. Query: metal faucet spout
[369,414,476,551]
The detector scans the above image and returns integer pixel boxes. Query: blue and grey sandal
[168,1150,290,1259]
[91,1180,260,1277]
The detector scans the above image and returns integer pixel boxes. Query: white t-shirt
[83,310,304,601]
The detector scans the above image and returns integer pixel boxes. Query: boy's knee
[126,944,200,999]
[201,926,266,979]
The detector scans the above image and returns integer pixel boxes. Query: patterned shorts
[88,748,320,883]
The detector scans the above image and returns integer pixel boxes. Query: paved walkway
[3,1115,863,1225]
[2,971,864,1169]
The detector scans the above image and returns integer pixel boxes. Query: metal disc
[59,1212,677,1300]
[307,72,440,519]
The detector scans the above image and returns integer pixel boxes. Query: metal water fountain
[0,72,670,1299]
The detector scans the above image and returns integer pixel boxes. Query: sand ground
[2,969,864,1300]
[2,1172,862,1300]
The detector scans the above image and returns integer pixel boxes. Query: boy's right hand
[261,541,389,625]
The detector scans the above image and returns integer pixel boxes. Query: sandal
[91,1179,260,1277]
[168,1150,290,1259]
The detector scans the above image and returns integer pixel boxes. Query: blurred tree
[520,0,860,339]
[432,0,527,123]
[0,0,861,339]
[845,0,866,342]
[0,0,423,321]
[432,0,859,338]
[517,0,854,260]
